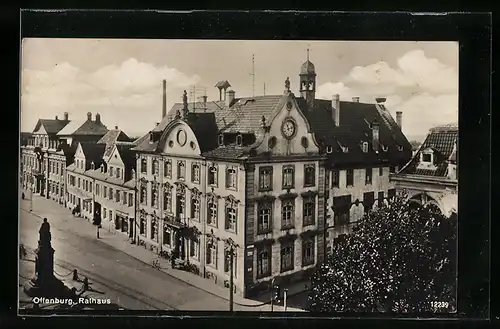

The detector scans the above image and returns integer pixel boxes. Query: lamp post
[225,238,237,312]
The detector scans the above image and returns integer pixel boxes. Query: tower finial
[307,46,310,61]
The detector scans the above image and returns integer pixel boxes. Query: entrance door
[128,218,133,238]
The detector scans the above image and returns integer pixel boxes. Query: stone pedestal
[23,221,74,299]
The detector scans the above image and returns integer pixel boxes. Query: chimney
[396,111,403,129]
[332,94,340,126]
[226,89,235,107]
[352,97,360,103]
[155,122,160,127]
[95,113,101,124]
[55,115,59,120]
[372,119,380,152]
[87,112,92,121]
[114,125,118,130]
[64,112,69,121]
[376,97,386,104]
[162,79,167,119]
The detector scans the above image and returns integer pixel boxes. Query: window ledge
[282,185,295,190]
[304,184,316,188]
[302,261,314,267]
[257,229,272,235]
[258,188,273,192]
[281,225,295,231]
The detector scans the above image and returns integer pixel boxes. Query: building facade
[391,123,458,217]
[132,57,411,298]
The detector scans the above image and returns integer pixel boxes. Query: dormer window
[398,145,404,151]
[362,142,369,153]
[149,132,154,143]
[236,134,243,146]
[417,148,438,170]
[218,134,224,146]
[326,146,333,154]
[382,145,389,152]
[91,162,95,170]
[100,164,104,173]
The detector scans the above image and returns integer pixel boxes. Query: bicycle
[152,258,161,269]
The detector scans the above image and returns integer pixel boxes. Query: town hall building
[132,56,411,298]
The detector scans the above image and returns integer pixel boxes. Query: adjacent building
[21,113,71,196]
[132,57,412,298]
[391,123,458,217]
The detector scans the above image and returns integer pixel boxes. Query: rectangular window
[164,160,172,178]
[191,197,200,220]
[177,161,186,180]
[225,206,237,232]
[422,153,432,162]
[109,209,112,220]
[190,238,200,259]
[282,165,295,189]
[388,188,396,200]
[110,167,114,177]
[363,192,375,211]
[206,241,217,268]
[379,167,384,177]
[208,200,218,226]
[151,184,159,208]
[191,163,200,184]
[304,164,315,187]
[303,198,315,226]
[109,188,113,200]
[256,244,271,278]
[346,169,354,187]
[152,160,159,176]
[225,166,237,189]
[208,165,218,186]
[123,192,127,205]
[115,190,120,203]
[224,248,236,277]
[140,215,146,235]
[365,168,372,185]
[140,182,147,204]
[141,159,147,174]
[257,202,272,234]
[163,226,171,246]
[302,238,315,266]
[280,241,294,272]
[259,167,273,191]
[103,186,107,198]
[116,168,121,179]
[281,200,295,229]
[103,207,107,219]
[151,217,157,241]
[89,182,93,193]
[163,187,172,213]
[332,169,339,188]
[77,178,80,188]
[128,193,134,207]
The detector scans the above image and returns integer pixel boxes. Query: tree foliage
[309,195,457,313]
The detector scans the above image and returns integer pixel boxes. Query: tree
[309,195,457,313]
[409,140,422,151]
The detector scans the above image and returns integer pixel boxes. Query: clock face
[177,130,187,146]
[282,119,296,139]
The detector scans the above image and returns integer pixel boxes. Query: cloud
[21,59,201,132]
[315,49,458,136]
[345,49,457,94]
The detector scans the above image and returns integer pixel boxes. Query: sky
[20,39,458,140]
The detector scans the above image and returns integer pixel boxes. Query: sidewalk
[19,192,308,312]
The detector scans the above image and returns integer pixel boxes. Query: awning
[115,210,130,217]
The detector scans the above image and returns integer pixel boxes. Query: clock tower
[299,48,317,109]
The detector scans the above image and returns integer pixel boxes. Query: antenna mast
[250,54,255,97]
[263,82,266,96]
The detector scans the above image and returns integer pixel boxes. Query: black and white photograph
[19,38,459,313]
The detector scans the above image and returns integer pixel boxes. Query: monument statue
[39,218,51,247]
[24,218,73,298]
[285,77,290,91]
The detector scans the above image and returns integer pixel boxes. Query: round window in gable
[268,136,277,149]
[326,146,333,154]
[301,136,309,148]
[286,101,293,110]
[190,141,196,150]
[168,140,174,148]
